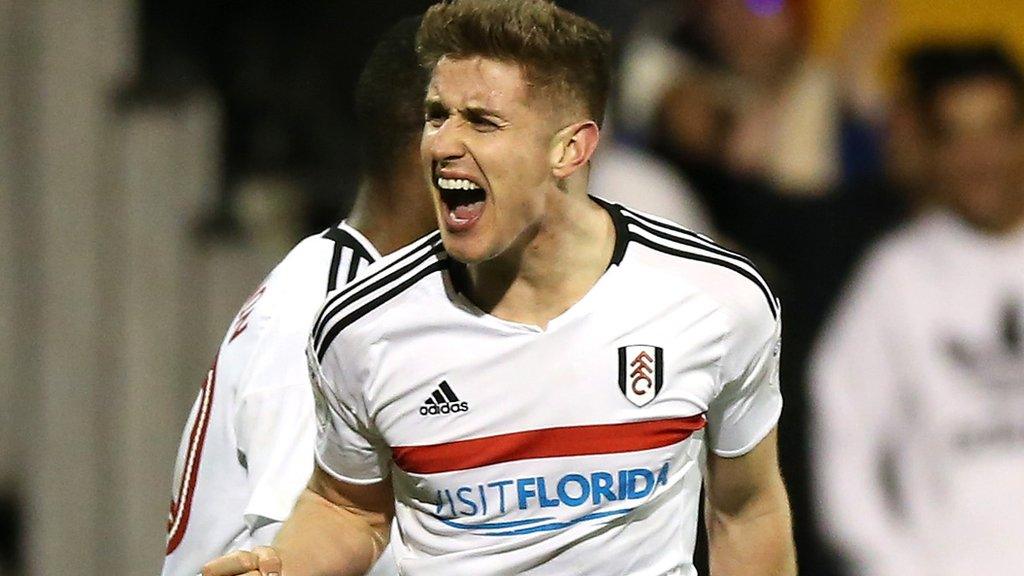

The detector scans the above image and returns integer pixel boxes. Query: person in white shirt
[590,140,715,236]
[161,17,437,576]
[811,43,1024,576]
[204,2,796,575]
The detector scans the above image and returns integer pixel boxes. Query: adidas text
[420,401,469,416]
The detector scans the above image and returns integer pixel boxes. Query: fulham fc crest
[618,345,664,407]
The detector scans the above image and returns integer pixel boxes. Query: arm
[274,466,393,575]
[202,294,395,576]
[702,268,792,575]
[705,428,796,576]
[202,465,393,576]
[233,381,316,547]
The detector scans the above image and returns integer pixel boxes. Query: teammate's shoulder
[309,230,446,363]
[265,229,343,284]
[269,221,379,290]
[216,229,340,348]
[607,200,779,324]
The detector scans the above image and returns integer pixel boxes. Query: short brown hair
[417,0,612,127]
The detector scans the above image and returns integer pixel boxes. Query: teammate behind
[161,17,435,576]
[205,2,796,574]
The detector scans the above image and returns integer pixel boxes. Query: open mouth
[435,176,486,229]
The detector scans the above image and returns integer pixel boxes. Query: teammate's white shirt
[308,199,783,575]
[162,222,381,576]
[810,210,1024,576]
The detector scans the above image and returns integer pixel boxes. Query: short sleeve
[231,310,317,531]
[706,306,783,457]
[234,383,315,529]
[307,338,390,484]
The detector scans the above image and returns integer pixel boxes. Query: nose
[426,118,467,163]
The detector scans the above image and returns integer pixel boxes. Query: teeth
[437,177,481,191]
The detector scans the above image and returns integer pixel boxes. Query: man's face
[930,77,1024,232]
[422,56,560,264]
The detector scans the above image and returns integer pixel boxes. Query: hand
[201,546,282,576]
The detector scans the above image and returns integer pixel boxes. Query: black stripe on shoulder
[313,232,440,337]
[325,239,345,294]
[322,225,377,294]
[590,196,630,266]
[345,254,364,283]
[617,206,755,268]
[312,233,443,346]
[628,232,779,319]
[316,258,448,362]
[322,226,375,263]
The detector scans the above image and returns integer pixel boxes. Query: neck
[464,188,616,328]
[346,159,434,256]
[943,191,1024,237]
[965,210,1024,237]
[993,198,1024,235]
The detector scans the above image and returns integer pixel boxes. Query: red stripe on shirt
[391,415,706,475]
[166,356,218,555]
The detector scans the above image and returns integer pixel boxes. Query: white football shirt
[811,210,1024,576]
[309,199,783,575]
[162,222,381,576]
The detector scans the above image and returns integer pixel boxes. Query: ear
[549,121,601,179]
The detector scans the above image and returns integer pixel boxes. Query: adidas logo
[419,381,469,416]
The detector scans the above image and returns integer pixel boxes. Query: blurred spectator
[615,0,911,346]
[620,0,885,196]
[810,43,1024,576]
[617,4,916,573]
[590,141,715,234]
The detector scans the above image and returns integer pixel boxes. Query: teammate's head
[906,42,1024,233]
[416,0,613,264]
[355,16,429,178]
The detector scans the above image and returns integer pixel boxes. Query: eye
[425,111,446,128]
[424,104,448,128]
[467,113,499,132]
[472,118,499,132]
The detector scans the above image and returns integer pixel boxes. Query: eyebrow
[424,97,504,120]
[464,105,502,119]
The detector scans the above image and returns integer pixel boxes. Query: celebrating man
[206,2,795,574]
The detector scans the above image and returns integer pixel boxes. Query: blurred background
[2,0,1023,574]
